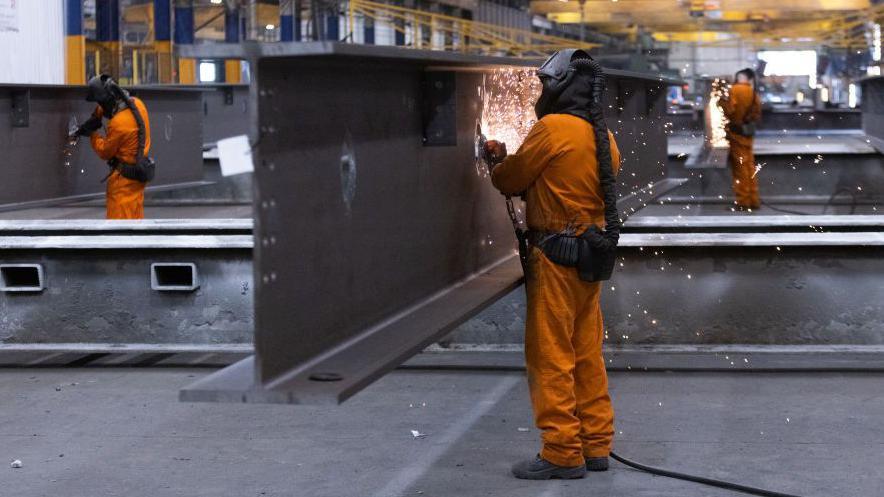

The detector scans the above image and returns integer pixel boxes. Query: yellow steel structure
[532,0,882,50]
[348,0,599,56]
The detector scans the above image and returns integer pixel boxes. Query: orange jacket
[90,97,151,164]
[721,82,761,147]
[491,113,621,232]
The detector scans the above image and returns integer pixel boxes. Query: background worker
[74,74,153,219]
[483,49,621,480]
[719,68,762,211]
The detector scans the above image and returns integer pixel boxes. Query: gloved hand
[483,140,508,166]
[75,114,102,137]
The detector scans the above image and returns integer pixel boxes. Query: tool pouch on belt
[576,226,616,282]
[533,227,616,282]
[728,122,756,137]
[109,157,156,183]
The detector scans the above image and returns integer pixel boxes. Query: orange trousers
[728,139,760,209]
[525,247,614,468]
[106,170,145,219]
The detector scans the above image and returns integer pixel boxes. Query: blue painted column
[66,0,86,83]
[95,0,120,78]
[174,0,195,83]
[224,7,241,83]
[154,0,173,83]
[281,0,303,42]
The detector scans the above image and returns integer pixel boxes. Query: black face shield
[86,74,123,116]
[534,49,594,120]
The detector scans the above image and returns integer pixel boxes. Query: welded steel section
[0,85,204,209]
[861,76,884,153]
[624,215,884,233]
[669,108,860,133]
[178,42,677,404]
[196,84,250,146]
[0,239,252,345]
[603,243,884,347]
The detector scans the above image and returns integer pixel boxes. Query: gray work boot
[511,455,587,480]
[585,456,609,472]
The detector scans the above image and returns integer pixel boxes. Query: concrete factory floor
[2,367,883,497]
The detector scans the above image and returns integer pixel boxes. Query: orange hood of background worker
[484,49,620,480]
[75,75,151,219]
[718,68,762,210]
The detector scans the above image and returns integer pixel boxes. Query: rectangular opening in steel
[0,264,44,292]
[151,263,199,291]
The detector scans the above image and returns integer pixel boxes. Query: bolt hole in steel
[340,131,357,215]
[309,372,343,382]
[164,114,174,141]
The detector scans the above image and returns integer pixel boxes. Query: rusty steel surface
[179,43,676,404]
[0,85,204,209]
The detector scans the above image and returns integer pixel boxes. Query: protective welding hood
[534,49,594,119]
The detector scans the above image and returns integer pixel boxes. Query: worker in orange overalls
[483,49,621,480]
[74,74,153,219]
[719,68,762,210]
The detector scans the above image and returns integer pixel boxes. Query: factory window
[758,50,817,86]
[199,61,218,83]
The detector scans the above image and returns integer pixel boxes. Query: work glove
[482,140,508,167]
[75,114,102,137]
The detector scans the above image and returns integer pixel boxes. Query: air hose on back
[108,82,155,183]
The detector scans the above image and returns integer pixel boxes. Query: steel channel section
[604,244,884,347]
[177,43,677,404]
[0,85,204,209]
[861,76,884,153]
[0,244,252,346]
[667,153,884,201]
[668,109,861,133]
[193,84,251,146]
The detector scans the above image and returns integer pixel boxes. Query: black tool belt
[107,156,156,183]
[528,227,616,282]
[728,121,756,137]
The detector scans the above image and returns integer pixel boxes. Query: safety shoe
[585,456,609,472]
[511,455,586,480]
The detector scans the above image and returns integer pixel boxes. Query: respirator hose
[110,82,146,166]
[570,58,620,247]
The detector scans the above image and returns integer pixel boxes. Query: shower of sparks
[479,68,541,152]
[752,162,766,178]
[707,79,729,149]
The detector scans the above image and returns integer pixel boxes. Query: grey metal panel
[0,85,204,209]
[603,245,884,346]
[861,76,884,153]
[0,235,253,249]
[0,248,252,344]
[0,219,253,233]
[625,215,884,230]
[252,54,520,386]
[195,85,250,145]
[618,232,884,246]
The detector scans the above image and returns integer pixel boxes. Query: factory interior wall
[0,0,64,84]
[668,42,756,80]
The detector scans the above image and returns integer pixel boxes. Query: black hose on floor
[609,451,803,497]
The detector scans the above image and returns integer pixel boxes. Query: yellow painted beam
[66,35,87,85]
[225,60,241,84]
[178,58,197,84]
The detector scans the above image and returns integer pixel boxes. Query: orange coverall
[89,97,151,219]
[492,113,620,468]
[721,82,762,209]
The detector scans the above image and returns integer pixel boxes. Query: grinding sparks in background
[707,78,729,149]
